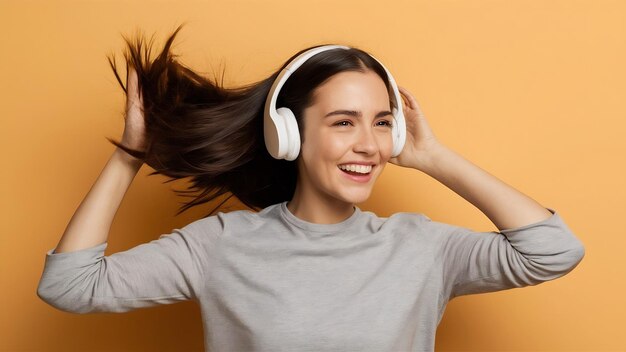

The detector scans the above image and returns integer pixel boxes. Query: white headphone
[263,44,406,161]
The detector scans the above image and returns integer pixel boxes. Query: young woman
[37,24,585,351]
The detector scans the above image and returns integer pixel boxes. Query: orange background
[1,0,623,351]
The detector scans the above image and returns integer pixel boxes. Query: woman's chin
[339,189,372,205]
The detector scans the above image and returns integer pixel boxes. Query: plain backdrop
[1,0,623,351]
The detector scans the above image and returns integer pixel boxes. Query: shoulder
[352,209,435,238]
[181,208,260,236]
[357,210,451,253]
[179,203,282,239]
[377,210,433,228]
[384,210,466,237]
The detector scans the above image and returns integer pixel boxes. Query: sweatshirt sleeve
[430,208,585,300]
[36,216,221,313]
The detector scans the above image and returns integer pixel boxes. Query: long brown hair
[106,23,396,217]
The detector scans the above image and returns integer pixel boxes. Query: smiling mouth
[337,165,375,176]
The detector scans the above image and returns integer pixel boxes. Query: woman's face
[294,69,394,207]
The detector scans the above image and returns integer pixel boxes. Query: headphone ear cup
[265,108,285,159]
[390,106,406,157]
[276,107,301,161]
[390,107,400,156]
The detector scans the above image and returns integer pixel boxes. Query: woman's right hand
[120,66,147,153]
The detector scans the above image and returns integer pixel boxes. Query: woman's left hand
[388,86,442,171]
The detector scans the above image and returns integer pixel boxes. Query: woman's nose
[353,127,378,154]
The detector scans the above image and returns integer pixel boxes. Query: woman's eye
[335,121,352,127]
[377,120,393,127]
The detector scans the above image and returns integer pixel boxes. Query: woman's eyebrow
[324,110,393,118]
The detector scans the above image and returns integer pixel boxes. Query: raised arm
[418,144,551,231]
[392,87,584,299]
[53,149,142,253]
[54,67,146,253]
[392,86,551,230]
[37,68,217,313]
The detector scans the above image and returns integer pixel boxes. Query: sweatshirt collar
[279,201,362,234]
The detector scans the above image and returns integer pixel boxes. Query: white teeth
[338,164,372,174]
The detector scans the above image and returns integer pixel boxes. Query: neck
[287,189,355,225]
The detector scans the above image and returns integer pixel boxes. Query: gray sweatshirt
[37,201,585,351]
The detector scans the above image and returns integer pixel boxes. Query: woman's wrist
[113,147,144,170]
[413,142,449,175]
